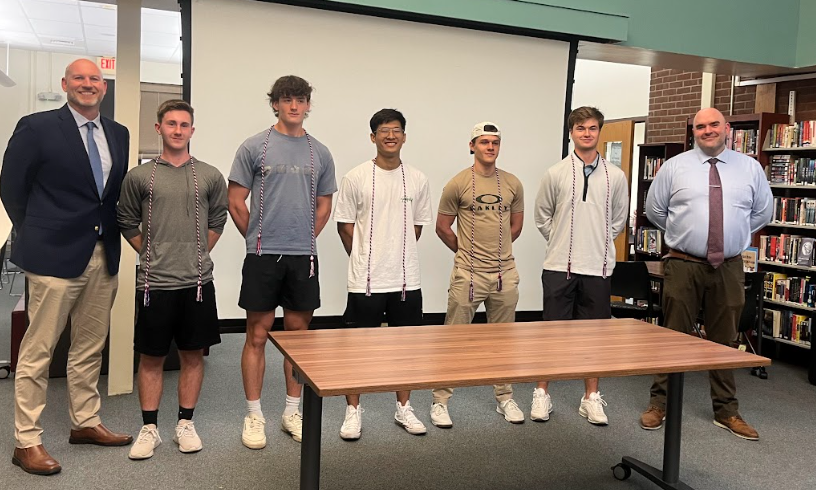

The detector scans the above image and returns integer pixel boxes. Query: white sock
[247,399,263,418]
[534,388,546,396]
[283,396,300,416]
[397,400,410,410]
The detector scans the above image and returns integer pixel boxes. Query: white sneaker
[497,398,525,424]
[339,405,362,440]
[281,412,303,442]
[242,413,267,449]
[394,402,427,435]
[173,419,203,453]
[579,391,609,425]
[128,424,161,460]
[531,389,553,422]
[430,402,453,428]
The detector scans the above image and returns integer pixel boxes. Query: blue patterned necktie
[85,121,105,198]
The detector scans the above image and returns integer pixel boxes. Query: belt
[664,248,739,264]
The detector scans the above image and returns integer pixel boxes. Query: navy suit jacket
[1,104,129,278]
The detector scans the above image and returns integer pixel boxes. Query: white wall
[573,59,650,120]
[192,0,570,319]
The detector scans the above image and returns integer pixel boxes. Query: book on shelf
[763,271,816,307]
[729,128,757,154]
[771,197,816,225]
[770,121,816,149]
[767,154,816,185]
[759,234,815,266]
[742,247,758,272]
[635,227,662,254]
[762,308,812,346]
[643,157,664,180]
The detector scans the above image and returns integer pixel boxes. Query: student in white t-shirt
[333,109,433,440]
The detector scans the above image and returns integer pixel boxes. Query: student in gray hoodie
[117,99,228,460]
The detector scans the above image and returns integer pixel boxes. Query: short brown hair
[267,75,313,116]
[157,99,194,124]
[568,106,604,131]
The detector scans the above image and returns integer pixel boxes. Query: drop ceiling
[0,0,181,64]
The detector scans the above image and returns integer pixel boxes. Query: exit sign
[100,57,116,71]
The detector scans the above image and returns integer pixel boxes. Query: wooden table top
[645,260,664,279]
[270,319,769,397]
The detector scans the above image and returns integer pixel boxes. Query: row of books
[772,197,816,226]
[728,128,758,155]
[763,272,816,307]
[769,121,816,149]
[643,157,664,180]
[762,309,812,346]
[635,227,663,254]
[758,234,816,267]
[767,155,816,185]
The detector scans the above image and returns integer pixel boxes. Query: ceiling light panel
[23,0,81,23]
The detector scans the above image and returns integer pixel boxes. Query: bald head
[692,107,729,157]
[64,58,102,79]
[61,58,107,119]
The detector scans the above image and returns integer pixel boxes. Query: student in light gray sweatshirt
[117,99,227,460]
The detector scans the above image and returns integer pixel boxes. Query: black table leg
[613,372,694,489]
[301,384,323,490]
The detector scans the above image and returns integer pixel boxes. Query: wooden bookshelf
[633,143,684,261]
[759,138,816,366]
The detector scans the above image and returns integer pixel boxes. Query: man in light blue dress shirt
[641,108,772,441]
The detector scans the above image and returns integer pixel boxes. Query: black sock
[178,406,195,421]
[142,410,158,426]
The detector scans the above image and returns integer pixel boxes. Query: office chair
[610,261,662,322]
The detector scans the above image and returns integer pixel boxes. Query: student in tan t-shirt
[430,122,525,428]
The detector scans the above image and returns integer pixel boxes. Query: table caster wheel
[612,463,631,481]
[0,365,9,379]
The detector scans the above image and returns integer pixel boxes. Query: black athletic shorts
[239,254,320,312]
[541,269,611,321]
[135,281,221,357]
[343,290,423,328]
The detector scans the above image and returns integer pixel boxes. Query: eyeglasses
[376,128,405,136]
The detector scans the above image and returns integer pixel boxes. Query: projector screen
[191,0,570,319]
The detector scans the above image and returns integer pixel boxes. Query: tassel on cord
[469,283,475,302]
[309,255,315,278]
[602,265,607,279]
[566,263,572,280]
[401,284,407,302]
[256,236,262,256]
[143,285,150,307]
[366,278,372,297]
[196,283,203,302]
[497,272,503,292]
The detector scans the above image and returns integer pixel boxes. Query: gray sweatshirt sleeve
[117,171,144,240]
[208,170,229,234]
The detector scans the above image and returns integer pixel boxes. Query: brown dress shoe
[713,415,759,441]
[12,445,62,475]
[69,423,134,446]
[639,405,666,430]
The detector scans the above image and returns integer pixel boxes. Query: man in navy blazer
[1,59,133,475]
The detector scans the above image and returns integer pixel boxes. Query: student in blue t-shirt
[227,75,337,450]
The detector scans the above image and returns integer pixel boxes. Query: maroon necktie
[707,158,724,268]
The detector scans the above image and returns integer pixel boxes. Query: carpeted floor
[0,329,814,490]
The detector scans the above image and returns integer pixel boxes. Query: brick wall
[713,75,757,115]
[647,68,702,143]
[648,70,761,143]
[777,78,816,121]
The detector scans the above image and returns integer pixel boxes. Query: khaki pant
[15,243,118,448]
[432,266,519,404]
[649,257,743,419]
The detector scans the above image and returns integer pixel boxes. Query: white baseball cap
[471,121,501,141]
